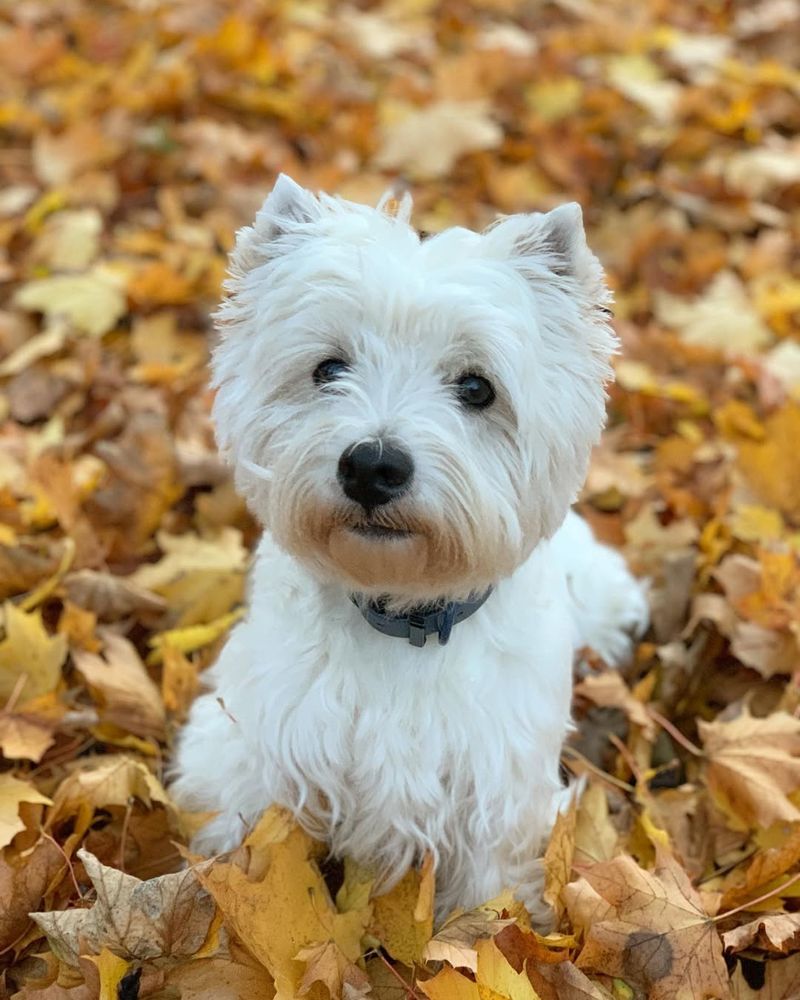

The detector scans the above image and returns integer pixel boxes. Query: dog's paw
[584,573,649,668]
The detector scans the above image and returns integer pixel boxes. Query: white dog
[171,175,648,923]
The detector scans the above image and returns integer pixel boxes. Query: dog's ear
[253,174,320,239]
[486,203,608,304]
[230,174,320,274]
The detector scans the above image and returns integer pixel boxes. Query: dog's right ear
[230,174,320,274]
[253,174,320,239]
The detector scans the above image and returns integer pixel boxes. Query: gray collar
[351,589,493,648]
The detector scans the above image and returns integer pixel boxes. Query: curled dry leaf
[31,848,217,966]
[423,893,517,972]
[62,570,166,623]
[723,913,800,955]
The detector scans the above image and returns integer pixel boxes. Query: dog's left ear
[486,203,608,303]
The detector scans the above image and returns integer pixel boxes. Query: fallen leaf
[48,756,171,827]
[375,101,502,179]
[0,835,63,950]
[0,602,67,704]
[371,852,434,967]
[575,850,729,1000]
[13,271,127,338]
[736,405,800,519]
[196,807,371,1000]
[723,913,800,954]
[83,948,129,1000]
[698,708,800,829]
[423,897,516,972]
[61,570,166,622]
[575,671,656,739]
[730,951,800,999]
[32,848,217,966]
[654,272,772,354]
[296,940,371,998]
[72,631,165,739]
[543,799,577,920]
[0,773,52,848]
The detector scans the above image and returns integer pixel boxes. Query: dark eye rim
[313,357,350,387]
[453,372,495,410]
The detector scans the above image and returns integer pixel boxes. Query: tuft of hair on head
[376,185,414,226]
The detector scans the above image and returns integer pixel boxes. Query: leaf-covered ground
[1,1,799,997]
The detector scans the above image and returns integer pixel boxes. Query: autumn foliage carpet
[1,1,800,998]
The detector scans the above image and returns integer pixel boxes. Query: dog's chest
[267,617,571,864]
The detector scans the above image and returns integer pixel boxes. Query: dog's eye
[454,373,495,410]
[313,358,350,387]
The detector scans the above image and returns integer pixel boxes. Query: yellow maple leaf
[371,852,435,967]
[196,807,371,1000]
[0,773,52,849]
[13,269,127,337]
[0,602,67,703]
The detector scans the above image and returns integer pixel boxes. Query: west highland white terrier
[171,175,649,924]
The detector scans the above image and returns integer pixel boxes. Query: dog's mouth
[349,522,413,540]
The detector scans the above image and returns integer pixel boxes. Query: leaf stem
[712,871,800,922]
[646,706,704,757]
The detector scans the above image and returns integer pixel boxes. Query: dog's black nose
[338,441,413,510]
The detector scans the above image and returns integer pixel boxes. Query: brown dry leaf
[0,773,52,849]
[698,708,800,829]
[731,622,798,678]
[654,272,772,354]
[422,893,517,972]
[371,852,434,967]
[31,848,217,966]
[720,826,800,912]
[48,756,171,826]
[575,850,729,1000]
[295,940,371,998]
[196,807,371,1000]
[0,602,67,704]
[0,715,55,762]
[723,913,800,955]
[163,953,275,999]
[563,877,614,937]
[61,569,166,623]
[71,631,165,740]
[575,671,656,739]
[0,835,63,951]
[526,960,611,1000]
[730,953,800,999]
[375,101,502,179]
[418,964,481,1000]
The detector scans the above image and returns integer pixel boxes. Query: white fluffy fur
[171,176,649,923]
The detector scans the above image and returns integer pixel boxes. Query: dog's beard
[274,498,511,602]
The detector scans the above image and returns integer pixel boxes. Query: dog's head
[213,174,617,602]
